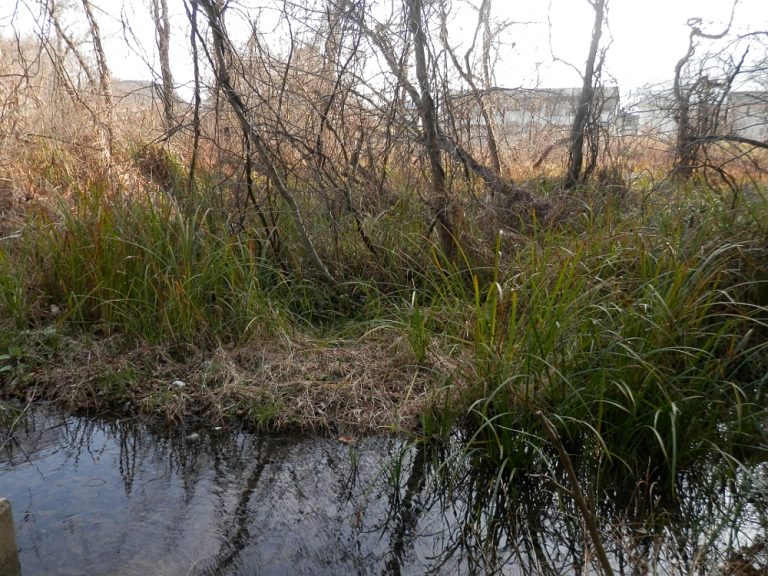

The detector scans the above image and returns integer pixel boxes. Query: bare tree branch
[192,0,334,282]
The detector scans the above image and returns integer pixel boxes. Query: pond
[1,404,766,575]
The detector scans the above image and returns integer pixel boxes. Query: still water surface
[1,405,766,575]
[1,406,461,575]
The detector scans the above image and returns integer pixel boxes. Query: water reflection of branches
[5,408,767,574]
[190,437,272,576]
[381,436,768,575]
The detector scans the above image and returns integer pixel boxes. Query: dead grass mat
[1,330,458,435]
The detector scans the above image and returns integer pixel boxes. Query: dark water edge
[1,404,767,575]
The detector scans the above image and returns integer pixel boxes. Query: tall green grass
[382,193,768,568]
[11,188,293,344]
[0,168,765,494]
[414,194,768,491]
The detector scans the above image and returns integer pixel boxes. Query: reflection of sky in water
[1,408,766,575]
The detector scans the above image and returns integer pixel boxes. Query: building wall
[728,92,768,141]
[452,87,620,140]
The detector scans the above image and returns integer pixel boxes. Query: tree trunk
[672,34,697,181]
[407,0,457,261]
[80,0,111,105]
[671,10,736,181]
[80,0,114,154]
[151,0,175,135]
[182,0,202,194]
[565,0,605,190]
[478,0,503,176]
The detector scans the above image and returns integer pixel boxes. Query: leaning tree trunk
[408,0,458,262]
[439,0,503,178]
[47,1,97,89]
[80,0,114,154]
[565,0,605,190]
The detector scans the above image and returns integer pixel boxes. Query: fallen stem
[536,410,614,576]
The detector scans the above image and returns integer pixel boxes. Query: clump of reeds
[416,188,768,497]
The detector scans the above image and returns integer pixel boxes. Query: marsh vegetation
[1,1,767,572]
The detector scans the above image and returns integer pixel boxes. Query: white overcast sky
[1,0,766,95]
[498,0,767,90]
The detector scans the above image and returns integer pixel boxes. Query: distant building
[621,87,768,142]
[616,110,640,135]
[727,91,768,141]
[624,87,678,137]
[450,86,621,142]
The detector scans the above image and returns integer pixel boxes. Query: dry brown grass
[2,328,455,434]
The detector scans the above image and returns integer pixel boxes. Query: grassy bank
[1,145,767,497]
